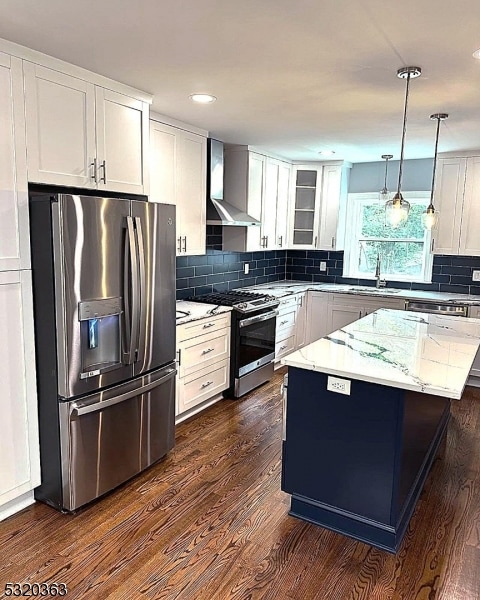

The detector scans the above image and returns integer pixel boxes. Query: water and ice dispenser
[78,297,123,378]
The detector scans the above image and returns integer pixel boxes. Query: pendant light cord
[429,116,441,207]
[397,73,411,195]
[383,157,388,190]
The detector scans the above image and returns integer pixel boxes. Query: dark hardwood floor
[1,368,479,599]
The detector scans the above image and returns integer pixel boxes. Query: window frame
[343,191,433,283]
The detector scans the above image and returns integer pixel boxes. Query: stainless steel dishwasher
[405,300,469,317]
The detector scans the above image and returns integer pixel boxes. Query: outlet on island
[244,263,249,275]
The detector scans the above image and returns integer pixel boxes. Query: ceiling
[1,0,480,163]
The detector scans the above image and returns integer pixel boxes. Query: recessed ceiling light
[189,93,217,104]
[473,48,480,60]
[319,150,335,157]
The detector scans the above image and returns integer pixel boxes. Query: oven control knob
[238,302,247,310]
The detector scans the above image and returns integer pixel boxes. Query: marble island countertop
[175,301,232,325]
[281,309,480,399]
[240,280,480,305]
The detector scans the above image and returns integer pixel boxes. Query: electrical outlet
[244,263,249,274]
[320,261,327,271]
[327,376,351,395]
[473,270,480,282]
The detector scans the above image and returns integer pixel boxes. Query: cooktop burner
[188,290,279,313]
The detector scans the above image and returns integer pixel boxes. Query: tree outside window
[343,192,433,282]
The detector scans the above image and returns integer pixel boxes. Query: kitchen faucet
[375,254,386,288]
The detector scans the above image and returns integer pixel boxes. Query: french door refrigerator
[29,190,176,511]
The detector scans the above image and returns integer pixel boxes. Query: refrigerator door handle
[124,216,140,364]
[134,216,146,358]
[70,367,176,417]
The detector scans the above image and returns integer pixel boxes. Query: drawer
[178,328,230,378]
[275,335,295,360]
[177,360,230,414]
[277,295,298,314]
[177,312,230,343]
[276,309,296,332]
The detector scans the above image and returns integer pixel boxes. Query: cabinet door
[327,303,363,334]
[275,161,291,249]
[176,131,206,256]
[149,120,177,205]
[262,158,280,250]
[95,87,148,195]
[432,157,466,255]
[245,152,265,251]
[0,55,29,271]
[459,157,480,256]
[24,62,96,188]
[468,306,480,378]
[317,165,343,250]
[0,271,40,510]
[290,167,322,249]
[305,291,330,343]
[295,293,307,349]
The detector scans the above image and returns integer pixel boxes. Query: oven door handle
[239,310,278,328]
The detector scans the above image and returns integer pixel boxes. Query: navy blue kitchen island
[281,309,480,553]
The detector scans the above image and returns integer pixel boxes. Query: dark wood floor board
[1,373,479,600]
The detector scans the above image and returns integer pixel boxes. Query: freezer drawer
[57,365,175,511]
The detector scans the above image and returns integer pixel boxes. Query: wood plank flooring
[1,368,479,599]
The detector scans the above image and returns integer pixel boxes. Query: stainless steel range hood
[206,139,260,227]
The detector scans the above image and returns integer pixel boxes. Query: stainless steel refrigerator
[29,190,176,511]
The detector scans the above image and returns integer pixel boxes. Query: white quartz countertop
[176,301,232,325]
[240,280,480,305]
[281,309,480,399]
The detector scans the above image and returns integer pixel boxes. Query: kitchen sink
[346,286,402,294]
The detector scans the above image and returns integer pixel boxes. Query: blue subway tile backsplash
[175,226,480,298]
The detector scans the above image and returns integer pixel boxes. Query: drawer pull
[280,345,288,351]
[203,323,215,329]
[201,380,213,388]
[280,320,289,325]
[202,347,215,355]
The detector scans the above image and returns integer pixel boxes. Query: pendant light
[379,154,393,202]
[422,113,448,230]
[385,66,422,228]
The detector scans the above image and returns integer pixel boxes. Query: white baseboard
[0,491,35,522]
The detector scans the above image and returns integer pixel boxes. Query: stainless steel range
[189,290,279,397]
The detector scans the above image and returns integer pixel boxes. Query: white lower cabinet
[327,294,405,336]
[0,271,40,520]
[176,312,231,421]
[305,291,330,344]
[274,293,308,362]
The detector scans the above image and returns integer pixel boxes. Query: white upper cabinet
[149,118,206,256]
[289,162,351,250]
[24,63,149,194]
[223,146,291,252]
[0,54,30,271]
[432,155,480,256]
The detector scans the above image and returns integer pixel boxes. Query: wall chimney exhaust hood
[206,139,260,226]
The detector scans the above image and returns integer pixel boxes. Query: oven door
[237,309,277,377]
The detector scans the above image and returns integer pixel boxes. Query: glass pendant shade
[422,113,448,231]
[385,192,410,227]
[421,204,438,230]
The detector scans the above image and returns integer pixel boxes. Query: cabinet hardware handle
[359,311,362,318]
[314,236,318,247]
[280,345,287,351]
[299,295,303,307]
[176,349,181,366]
[431,238,435,252]
[203,323,215,329]
[90,158,98,183]
[280,320,288,325]
[201,380,213,388]
[183,236,187,252]
[100,160,107,184]
[278,235,283,247]
[177,237,182,253]
[202,347,215,354]
[265,235,268,248]
[331,236,335,248]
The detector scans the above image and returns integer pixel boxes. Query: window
[343,192,433,282]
